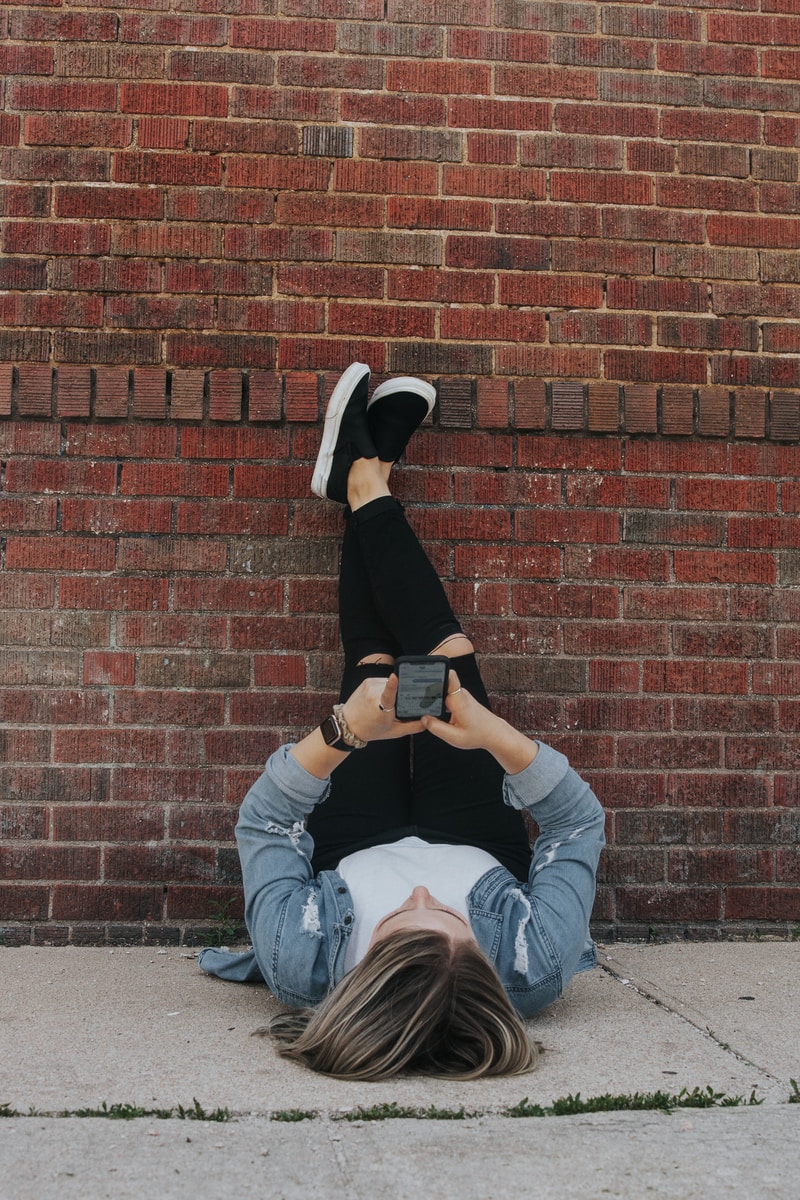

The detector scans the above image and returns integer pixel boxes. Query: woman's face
[368,886,477,949]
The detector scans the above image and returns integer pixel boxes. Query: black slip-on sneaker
[366,376,437,463]
[311,362,375,502]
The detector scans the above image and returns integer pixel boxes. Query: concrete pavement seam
[597,961,784,1091]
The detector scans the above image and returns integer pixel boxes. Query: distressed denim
[199,740,606,1018]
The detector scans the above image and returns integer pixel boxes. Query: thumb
[420,712,460,745]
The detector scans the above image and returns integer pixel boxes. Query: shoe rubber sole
[310,361,371,499]
[367,376,436,417]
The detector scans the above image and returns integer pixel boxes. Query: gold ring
[449,687,463,696]
[378,702,395,712]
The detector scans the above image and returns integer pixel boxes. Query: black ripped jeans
[307,497,531,880]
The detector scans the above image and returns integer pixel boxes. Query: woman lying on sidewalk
[200,362,606,1080]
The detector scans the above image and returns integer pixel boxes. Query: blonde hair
[265,929,539,1080]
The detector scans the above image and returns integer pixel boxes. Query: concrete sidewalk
[2,942,799,1197]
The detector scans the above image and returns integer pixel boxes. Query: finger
[378,673,398,714]
[446,669,461,697]
[445,674,470,713]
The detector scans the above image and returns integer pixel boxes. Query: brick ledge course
[1,364,798,442]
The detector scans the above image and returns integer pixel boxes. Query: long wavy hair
[263,928,539,1080]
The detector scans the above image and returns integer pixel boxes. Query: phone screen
[395,656,449,720]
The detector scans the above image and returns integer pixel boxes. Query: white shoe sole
[368,376,436,419]
[310,361,371,498]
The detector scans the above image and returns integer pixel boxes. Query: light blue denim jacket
[199,740,606,1018]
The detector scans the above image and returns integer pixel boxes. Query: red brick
[342,91,446,126]
[3,221,110,256]
[117,534,227,575]
[278,338,383,369]
[443,165,546,200]
[517,509,619,546]
[658,42,758,76]
[0,887,49,921]
[556,103,658,137]
[726,888,800,921]
[449,98,551,131]
[658,177,757,212]
[121,83,228,117]
[52,885,163,922]
[10,81,117,113]
[551,313,651,346]
[467,133,517,164]
[61,498,171,535]
[674,551,776,585]
[329,302,434,339]
[0,43,53,73]
[659,317,758,352]
[279,52,380,90]
[497,203,599,238]
[735,390,767,439]
[497,345,601,378]
[0,293,102,329]
[602,208,705,243]
[450,27,548,61]
[729,516,800,550]
[387,268,494,305]
[476,380,510,428]
[513,379,547,429]
[606,350,708,385]
[679,479,777,513]
[231,84,337,123]
[174,578,282,613]
[441,309,546,343]
[498,63,597,99]
[626,141,676,174]
[25,116,133,149]
[709,14,800,46]
[208,370,243,422]
[56,186,164,220]
[499,274,602,307]
[114,153,221,187]
[385,59,487,95]
[277,194,383,229]
[709,214,800,248]
[661,109,761,143]
[167,333,276,370]
[551,171,652,205]
[644,660,749,695]
[232,18,333,51]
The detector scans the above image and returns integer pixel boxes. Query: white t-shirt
[337,836,502,973]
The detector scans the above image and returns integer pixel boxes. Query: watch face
[320,715,341,747]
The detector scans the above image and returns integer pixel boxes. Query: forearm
[289,726,350,781]
[289,675,425,780]
[479,712,540,775]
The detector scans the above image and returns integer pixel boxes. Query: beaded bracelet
[332,703,368,750]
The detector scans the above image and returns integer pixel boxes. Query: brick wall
[1,2,799,942]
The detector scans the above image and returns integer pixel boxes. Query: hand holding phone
[394,655,450,721]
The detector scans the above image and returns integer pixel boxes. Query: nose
[409,886,435,908]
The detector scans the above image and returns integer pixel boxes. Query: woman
[199,362,606,1080]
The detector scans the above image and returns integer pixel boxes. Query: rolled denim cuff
[502,742,571,810]
[265,744,332,812]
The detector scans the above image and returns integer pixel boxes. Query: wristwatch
[319,705,367,751]
[319,712,353,752]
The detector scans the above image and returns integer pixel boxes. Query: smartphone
[394,655,450,721]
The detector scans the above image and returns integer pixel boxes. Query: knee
[430,634,474,658]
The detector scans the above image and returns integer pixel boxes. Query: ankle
[347,457,391,511]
